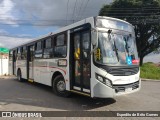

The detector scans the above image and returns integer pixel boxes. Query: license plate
[125,87,132,92]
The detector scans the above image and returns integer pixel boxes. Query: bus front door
[71,30,91,94]
[28,45,34,80]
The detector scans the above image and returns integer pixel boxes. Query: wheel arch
[51,71,64,86]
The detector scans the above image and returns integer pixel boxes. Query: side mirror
[91,29,98,46]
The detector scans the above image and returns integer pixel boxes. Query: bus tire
[17,69,23,82]
[53,75,70,97]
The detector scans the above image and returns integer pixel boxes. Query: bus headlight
[104,78,112,88]
[97,75,104,83]
[96,73,112,88]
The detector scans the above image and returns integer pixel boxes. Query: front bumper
[113,80,140,96]
[92,79,141,98]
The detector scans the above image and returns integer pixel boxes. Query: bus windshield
[95,32,139,65]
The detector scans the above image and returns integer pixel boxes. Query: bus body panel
[91,78,114,98]
[33,59,67,86]
[91,78,140,98]
[34,59,53,86]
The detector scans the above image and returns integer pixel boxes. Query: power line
[100,12,160,15]
[101,9,160,12]
[0,14,159,22]
[100,7,160,9]
[72,0,78,23]
[101,15,160,18]
[0,16,159,26]
[66,0,70,25]
[0,34,33,38]
[0,5,160,11]
[80,0,90,20]
[0,21,159,26]
[76,0,84,20]
[0,23,65,26]
[74,0,81,21]
[0,21,70,26]
[0,19,82,26]
[0,19,78,21]
[74,0,82,22]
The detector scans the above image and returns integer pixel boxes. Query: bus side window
[21,46,27,60]
[35,41,43,58]
[43,37,53,58]
[54,33,67,58]
[17,47,22,60]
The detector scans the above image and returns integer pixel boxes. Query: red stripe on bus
[35,66,66,75]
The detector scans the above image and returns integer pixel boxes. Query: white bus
[9,16,140,98]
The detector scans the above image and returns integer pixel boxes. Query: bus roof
[10,16,133,50]
[96,16,133,26]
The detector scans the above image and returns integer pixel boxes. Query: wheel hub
[57,81,65,92]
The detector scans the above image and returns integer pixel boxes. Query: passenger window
[43,38,53,59]
[21,46,27,60]
[35,41,43,58]
[17,47,22,60]
[56,34,65,46]
[45,38,52,48]
[54,33,67,58]
[36,41,42,50]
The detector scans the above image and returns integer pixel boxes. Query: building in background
[0,48,9,76]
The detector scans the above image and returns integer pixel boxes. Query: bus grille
[113,81,139,93]
[108,67,139,76]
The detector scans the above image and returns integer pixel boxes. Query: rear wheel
[53,75,70,97]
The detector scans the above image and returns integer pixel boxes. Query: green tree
[99,0,160,66]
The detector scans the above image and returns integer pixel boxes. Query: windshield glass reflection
[94,32,139,65]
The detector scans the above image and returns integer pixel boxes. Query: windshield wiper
[113,40,119,62]
[124,37,129,56]
[124,35,133,56]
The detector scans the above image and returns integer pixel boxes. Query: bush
[140,63,160,80]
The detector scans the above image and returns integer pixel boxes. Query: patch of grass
[140,62,160,80]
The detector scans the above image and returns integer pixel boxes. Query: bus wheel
[53,75,70,97]
[17,70,23,82]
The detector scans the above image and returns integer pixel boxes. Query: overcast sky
[0,0,112,49]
